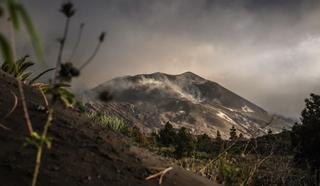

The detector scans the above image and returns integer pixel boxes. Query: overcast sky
[3,0,320,118]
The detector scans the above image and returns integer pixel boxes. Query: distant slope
[85,72,293,139]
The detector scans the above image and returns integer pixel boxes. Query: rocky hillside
[84,72,293,139]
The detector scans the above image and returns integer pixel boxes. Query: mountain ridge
[84,72,293,138]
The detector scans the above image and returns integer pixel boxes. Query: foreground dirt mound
[0,72,217,186]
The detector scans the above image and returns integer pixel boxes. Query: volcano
[84,72,293,139]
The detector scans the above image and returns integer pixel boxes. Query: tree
[128,126,148,145]
[159,121,176,146]
[174,127,194,158]
[229,126,237,140]
[238,133,244,140]
[214,130,224,153]
[196,133,212,153]
[216,130,222,141]
[292,93,320,185]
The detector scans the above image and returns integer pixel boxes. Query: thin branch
[68,23,84,61]
[78,41,101,70]
[17,80,33,135]
[145,167,173,185]
[0,123,10,131]
[53,17,71,84]
[245,151,274,185]
[28,67,55,85]
[199,139,238,175]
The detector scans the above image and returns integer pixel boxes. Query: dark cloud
[6,0,320,117]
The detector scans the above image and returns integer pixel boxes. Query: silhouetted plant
[128,126,148,145]
[229,125,237,140]
[99,90,113,102]
[196,134,212,153]
[159,121,177,147]
[292,93,320,185]
[58,62,80,82]
[174,127,195,158]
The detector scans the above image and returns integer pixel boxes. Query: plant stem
[79,41,101,70]
[28,67,55,85]
[42,107,53,140]
[18,80,34,135]
[31,145,42,186]
[31,107,53,186]
[53,17,70,84]
[69,23,84,61]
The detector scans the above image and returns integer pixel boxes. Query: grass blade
[16,5,46,64]
[6,0,20,30]
[0,33,14,65]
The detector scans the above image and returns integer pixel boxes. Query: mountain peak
[87,72,293,138]
[180,71,197,76]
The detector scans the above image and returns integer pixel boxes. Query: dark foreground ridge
[0,72,217,186]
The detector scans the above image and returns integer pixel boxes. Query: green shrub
[88,113,128,133]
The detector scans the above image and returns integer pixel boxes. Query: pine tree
[215,130,223,152]
[196,133,212,153]
[238,133,244,140]
[174,127,194,158]
[229,126,237,140]
[159,121,176,146]
[292,93,320,185]
[216,130,222,141]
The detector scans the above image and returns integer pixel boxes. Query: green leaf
[19,71,32,81]
[16,4,46,64]
[17,60,34,74]
[0,34,14,65]
[24,131,52,148]
[58,87,75,107]
[28,67,55,85]
[6,0,20,30]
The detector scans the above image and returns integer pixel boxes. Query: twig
[28,67,55,85]
[145,167,173,185]
[17,80,33,135]
[79,41,101,70]
[3,90,18,119]
[69,23,85,61]
[33,84,49,107]
[0,123,10,131]
[245,151,274,185]
[199,139,238,175]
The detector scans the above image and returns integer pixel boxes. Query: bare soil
[0,72,217,186]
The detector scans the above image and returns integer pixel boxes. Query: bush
[88,113,128,134]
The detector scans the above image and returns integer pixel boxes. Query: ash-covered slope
[85,72,293,138]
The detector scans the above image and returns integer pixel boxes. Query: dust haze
[7,0,320,118]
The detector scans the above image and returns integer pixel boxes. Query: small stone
[36,105,47,112]
[87,176,92,181]
[52,165,60,171]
